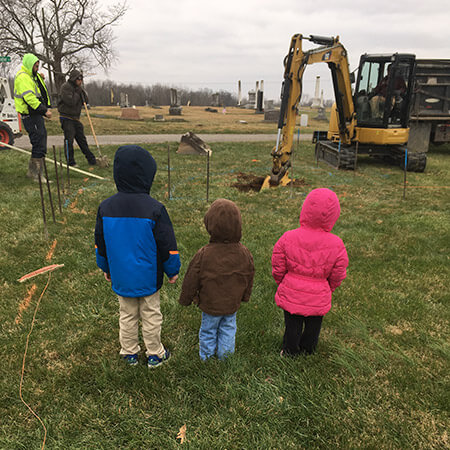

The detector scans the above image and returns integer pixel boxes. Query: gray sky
[100,0,450,101]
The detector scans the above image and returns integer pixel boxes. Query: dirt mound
[232,172,306,192]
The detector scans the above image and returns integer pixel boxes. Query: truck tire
[0,122,14,148]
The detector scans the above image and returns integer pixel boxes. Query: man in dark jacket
[95,145,180,368]
[58,70,96,166]
[179,198,254,360]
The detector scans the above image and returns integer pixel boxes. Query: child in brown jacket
[179,199,254,360]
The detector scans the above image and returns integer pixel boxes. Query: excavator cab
[354,54,416,128]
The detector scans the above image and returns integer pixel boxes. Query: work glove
[80,89,88,104]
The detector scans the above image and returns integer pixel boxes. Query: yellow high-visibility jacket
[14,53,50,115]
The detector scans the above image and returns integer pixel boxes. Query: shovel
[83,101,110,168]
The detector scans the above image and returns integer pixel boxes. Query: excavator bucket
[177,131,211,155]
[259,172,291,191]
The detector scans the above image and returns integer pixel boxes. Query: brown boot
[27,157,48,183]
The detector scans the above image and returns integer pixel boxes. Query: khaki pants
[118,291,165,358]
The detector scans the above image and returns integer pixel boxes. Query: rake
[83,101,110,168]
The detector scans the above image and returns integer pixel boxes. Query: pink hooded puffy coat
[272,188,348,316]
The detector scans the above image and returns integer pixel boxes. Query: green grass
[0,141,449,448]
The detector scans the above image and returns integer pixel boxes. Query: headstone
[315,107,327,121]
[154,114,164,121]
[169,88,182,115]
[237,80,242,106]
[300,114,308,127]
[119,92,129,108]
[256,91,264,113]
[247,90,256,108]
[120,108,141,120]
[170,88,178,106]
[212,93,220,107]
[311,76,321,108]
[264,109,279,122]
[169,106,182,115]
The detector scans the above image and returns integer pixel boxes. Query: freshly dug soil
[232,172,307,192]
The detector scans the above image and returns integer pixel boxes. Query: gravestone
[169,88,182,115]
[264,109,279,122]
[120,107,141,120]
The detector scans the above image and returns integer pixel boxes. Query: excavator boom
[263,34,354,188]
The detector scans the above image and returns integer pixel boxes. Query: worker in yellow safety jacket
[14,53,52,181]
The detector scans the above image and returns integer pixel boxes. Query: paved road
[15,133,313,149]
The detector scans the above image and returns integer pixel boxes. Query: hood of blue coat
[204,198,242,243]
[300,188,341,232]
[22,54,39,75]
[113,145,156,193]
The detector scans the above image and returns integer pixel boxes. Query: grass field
[0,140,449,448]
[44,105,330,136]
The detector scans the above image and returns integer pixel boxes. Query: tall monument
[311,76,321,108]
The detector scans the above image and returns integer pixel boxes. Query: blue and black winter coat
[95,145,180,297]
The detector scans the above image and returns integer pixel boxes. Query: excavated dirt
[232,172,307,192]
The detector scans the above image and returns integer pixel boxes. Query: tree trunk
[52,58,66,93]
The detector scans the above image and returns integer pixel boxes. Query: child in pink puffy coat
[272,188,348,355]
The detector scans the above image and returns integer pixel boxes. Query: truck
[408,59,450,154]
[0,77,22,146]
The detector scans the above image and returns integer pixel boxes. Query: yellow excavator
[262,34,425,189]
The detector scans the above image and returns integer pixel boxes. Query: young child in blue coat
[95,145,180,367]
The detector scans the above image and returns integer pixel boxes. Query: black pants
[282,311,323,355]
[60,118,95,165]
[22,115,47,158]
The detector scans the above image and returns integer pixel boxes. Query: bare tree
[0,0,127,93]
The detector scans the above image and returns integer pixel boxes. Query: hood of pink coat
[299,188,340,232]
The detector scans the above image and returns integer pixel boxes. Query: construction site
[0,7,449,447]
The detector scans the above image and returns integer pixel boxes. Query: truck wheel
[0,122,14,148]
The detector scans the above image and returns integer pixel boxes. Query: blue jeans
[199,312,236,360]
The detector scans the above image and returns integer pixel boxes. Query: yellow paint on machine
[355,127,409,145]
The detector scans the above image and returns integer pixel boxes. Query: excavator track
[315,141,427,172]
[388,147,427,172]
[315,141,356,170]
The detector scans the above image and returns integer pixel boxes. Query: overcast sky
[99,0,450,101]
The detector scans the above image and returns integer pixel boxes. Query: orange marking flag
[15,284,37,324]
[18,264,64,283]
[46,239,57,261]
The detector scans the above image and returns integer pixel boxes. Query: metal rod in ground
[403,149,408,200]
[167,143,171,200]
[42,158,56,223]
[59,147,65,197]
[354,141,359,172]
[206,150,210,203]
[65,140,70,194]
[37,169,48,239]
[337,139,342,168]
[291,128,300,198]
[52,145,62,213]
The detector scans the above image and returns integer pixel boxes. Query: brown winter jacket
[179,199,254,316]
[57,69,88,120]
